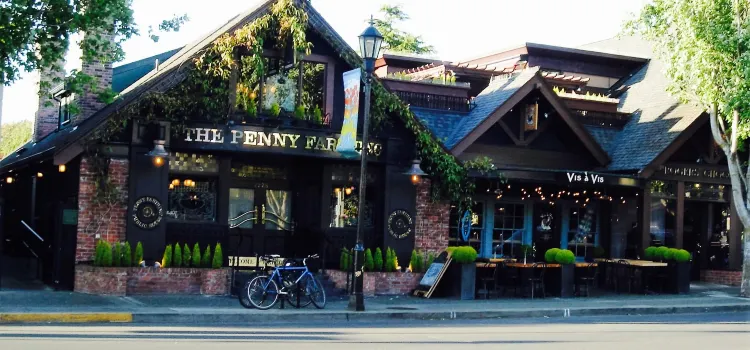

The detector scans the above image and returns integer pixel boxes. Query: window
[59,94,75,128]
[650,198,676,246]
[568,204,599,257]
[236,57,327,119]
[169,153,219,174]
[329,166,377,228]
[449,202,484,253]
[167,178,217,222]
[493,203,526,258]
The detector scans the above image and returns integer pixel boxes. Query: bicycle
[245,254,326,310]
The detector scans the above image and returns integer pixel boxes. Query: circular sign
[387,210,413,239]
[132,196,164,230]
[460,210,472,241]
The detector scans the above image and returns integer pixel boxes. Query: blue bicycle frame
[261,261,312,294]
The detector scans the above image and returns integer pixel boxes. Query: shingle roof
[584,125,620,153]
[413,68,539,150]
[112,48,182,93]
[580,37,706,172]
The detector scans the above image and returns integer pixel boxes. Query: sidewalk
[1,283,748,324]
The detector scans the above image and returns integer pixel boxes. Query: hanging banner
[336,68,362,158]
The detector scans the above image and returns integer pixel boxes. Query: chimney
[33,61,66,142]
[75,30,115,123]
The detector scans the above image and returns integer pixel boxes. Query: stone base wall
[700,269,742,286]
[74,265,230,296]
[324,270,424,296]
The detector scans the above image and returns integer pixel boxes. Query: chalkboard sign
[414,251,452,298]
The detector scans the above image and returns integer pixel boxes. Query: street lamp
[348,18,383,312]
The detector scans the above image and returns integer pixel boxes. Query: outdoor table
[595,259,667,293]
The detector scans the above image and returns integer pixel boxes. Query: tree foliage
[0,120,32,158]
[372,5,434,54]
[627,0,750,297]
[0,0,189,85]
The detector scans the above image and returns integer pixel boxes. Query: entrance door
[228,186,293,257]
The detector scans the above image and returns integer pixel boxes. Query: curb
[0,313,133,324]
[131,303,750,324]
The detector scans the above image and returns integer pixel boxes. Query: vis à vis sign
[182,127,383,156]
[566,171,605,185]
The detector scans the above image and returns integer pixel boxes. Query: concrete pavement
[1,282,749,324]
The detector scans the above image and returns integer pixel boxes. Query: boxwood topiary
[545,248,561,263]
[664,248,679,261]
[554,249,576,264]
[201,244,212,268]
[162,245,173,268]
[674,249,691,263]
[173,243,183,267]
[451,246,478,264]
[374,247,384,272]
[212,243,223,269]
[134,242,144,267]
[644,246,658,260]
[655,246,669,260]
[364,248,374,271]
[122,242,132,267]
[191,243,201,268]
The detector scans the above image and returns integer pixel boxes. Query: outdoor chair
[576,262,598,297]
[500,262,521,297]
[615,260,639,294]
[478,263,501,299]
[528,262,547,299]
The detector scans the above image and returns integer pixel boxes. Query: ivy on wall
[83,0,498,211]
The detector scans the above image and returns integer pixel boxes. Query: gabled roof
[112,48,182,93]
[583,37,707,173]
[0,0,363,172]
[412,68,610,165]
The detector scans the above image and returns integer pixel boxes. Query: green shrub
[270,103,281,117]
[191,243,201,268]
[183,243,191,267]
[426,252,436,267]
[674,249,691,263]
[134,242,144,266]
[544,248,561,263]
[655,246,669,260]
[644,246,658,260]
[664,248,679,261]
[364,248,374,271]
[445,246,457,254]
[101,241,112,267]
[554,249,576,264]
[212,243,223,269]
[202,244,212,268]
[173,243,183,267]
[340,249,349,271]
[451,246,478,264]
[313,106,323,125]
[112,242,122,267]
[246,98,257,118]
[122,242,132,267]
[294,105,306,120]
[348,249,354,270]
[385,248,395,272]
[593,246,606,258]
[374,247,384,271]
[162,245,173,268]
[94,241,103,266]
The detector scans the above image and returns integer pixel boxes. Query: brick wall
[324,270,423,296]
[414,179,450,254]
[34,64,65,141]
[700,269,742,287]
[76,157,129,262]
[74,266,230,295]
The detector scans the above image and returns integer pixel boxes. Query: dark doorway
[228,185,294,257]
[683,202,708,281]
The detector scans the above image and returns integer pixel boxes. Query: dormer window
[59,94,76,129]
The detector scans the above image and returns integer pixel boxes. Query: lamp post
[348,19,383,312]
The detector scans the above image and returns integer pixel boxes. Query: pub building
[0,0,743,293]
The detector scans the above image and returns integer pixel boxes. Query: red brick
[414,180,450,255]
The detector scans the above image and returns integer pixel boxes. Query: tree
[627,0,750,297]
[0,120,32,158]
[372,5,434,55]
[0,1,188,85]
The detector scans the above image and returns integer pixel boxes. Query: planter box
[74,265,230,296]
[559,264,575,298]
[673,262,691,294]
[447,263,476,300]
[324,270,424,296]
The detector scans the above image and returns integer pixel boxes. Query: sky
[0,0,651,125]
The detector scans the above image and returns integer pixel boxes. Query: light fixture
[58,164,66,173]
[147,140,169,168]
[359,16,384,62]
[37,172,43,178]
[404,159,427,185]
[171,179,180,187]
[335,188,341,194]
[5,177,13,184]
[169,184,174,190]
[345,187,353,196]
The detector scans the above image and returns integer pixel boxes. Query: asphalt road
[0,312,748,349]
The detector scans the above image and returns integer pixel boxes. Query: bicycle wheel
[238,279,254,309]
[247,275,279,310]
[282,278,312,309]
[305,275,326,309]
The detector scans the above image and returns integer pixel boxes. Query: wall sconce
[5,177,14,184]
[171,179,181,187]
[147,140,169,168]
[404,159,427,185]
[345,187,353,196]
[37,172,44,178]
[58,164,66,173]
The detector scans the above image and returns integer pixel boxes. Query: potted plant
[644,246,658,261]
[292,104,308,127]
[554,249,576,297]
[245,97,258,122]
[672,249,692,294]
[312,106,323,128]
[265,103,282,127]
[448,246,478,300]
[544,248,561,263]
[521,244,533,264]
[654,246,669,262]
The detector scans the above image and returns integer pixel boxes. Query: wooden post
[729,192,742,270]
[675,181,685,248]
[640,189,651,252]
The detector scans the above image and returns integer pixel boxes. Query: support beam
[675,181,685,248]
[640,189,651,253]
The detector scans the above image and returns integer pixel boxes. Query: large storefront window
[649,180,677,246]
[236,57,326,117]
[568,204,599,257]
[329,166,377,228]
[168,153,218,222]
[493,203,525,258]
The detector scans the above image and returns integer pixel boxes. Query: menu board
[414,251,452,298]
